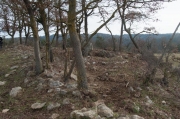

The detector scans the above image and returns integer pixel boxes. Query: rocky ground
[0,45,180,119]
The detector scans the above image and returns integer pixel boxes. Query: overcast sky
[88,0,180,35]
[1,1,180,38]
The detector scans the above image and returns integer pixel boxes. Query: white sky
[88,0,180,35]
[1,1,180,38]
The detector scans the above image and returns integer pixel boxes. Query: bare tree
[23,0,43,74]
[68,0,88,90]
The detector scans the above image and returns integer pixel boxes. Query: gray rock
[97,103,114,118]
[66,84,77,90]
[136,87,142,91]
[145,96,153,106]
[49,79,63,88]
[48,89,54,93]
[47,102,61,110]
[70,107,97,119]
[37,77,46,83]
[5,74,10,78]
[10,65,19,70]
[50,113,60,119]
[22,56,29,59]
[55,88,61,92]
[2,109,9,113]
[27,71,35,77]
[9,69,16,75]
[9,87,22,97]
[31,102,46,109]
[0,81,6,86]
[118,115,144,119]
[129,86,135,93]
[72,90,82,98]
[62,98,70,105]
[36,83,47,91]
[162,100,166,105]
[44,69,53,78]
[24,78,29,84]
[57,89,68,95]
[71,73,77,81]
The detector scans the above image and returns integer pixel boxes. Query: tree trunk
[23,0,43,74]
[19,30,22,44]
[68,0,88,90]
[119,22,123,51]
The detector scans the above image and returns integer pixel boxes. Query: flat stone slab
[9,87,22,97]
[31,102,46,109]
[0,81,6,86]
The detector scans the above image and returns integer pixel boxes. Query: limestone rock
[9,87,22,97]
[66,84,77,90]
[10,65,19,70]
[97,103,114,118]
[0,81,6,86]
[5,74,10,78]
[50,113,60,119]
[70,107,97,119]
[47,102,61,110]
[31,102,46,109]
[145,96,153,106]
[62,98,70,105]
[71,73,77,81]
[2,109,9,113]
[72,90,82,98]
[118,115,144,119]
[49,79,63,88]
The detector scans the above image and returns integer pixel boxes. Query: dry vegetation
[0,45,180,119]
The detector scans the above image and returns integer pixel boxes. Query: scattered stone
[49,79,63,88]
[60,71,77,81]
[0,81,6,86]
[47,102,61,110]
[71,73,77,81]
[9,69,16,75]
[44,69,53,78]
[9,87,22,97]
[10,65,19,70]
[145,96,153,106]
[5,74,10,78]
[58,89,68,95]
[37,77,46,83]
[72,90,82,98]
[36,83,47,91]
[128,86,135,93]
[121,60,128,64]
[133,103,140,113]
[147,87,153,92]
[162,100,166,105]
[50,113,60,119]
[101,62,106,65]
[66,84,77,90]
[27,71,35,77]
[118,115,144,119]
[31,102,46,109]
[70,107,97,119]
[24,78,29,84]
[95,101,114,118]
[136,87,142,91]
[22,56,29,59]
[2,109,9,113]
[48,89,54,93]
[62,98,70,105]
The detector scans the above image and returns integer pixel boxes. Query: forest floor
[0,45,180,119]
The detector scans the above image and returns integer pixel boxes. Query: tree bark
[23,0,43,74]
[68,0,88,90]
